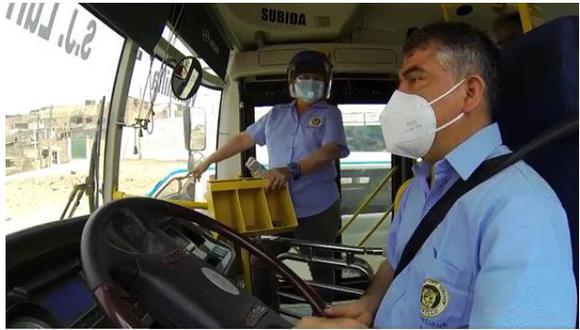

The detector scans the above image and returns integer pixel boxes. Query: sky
[1,2,221,118]
[1,3,128,115]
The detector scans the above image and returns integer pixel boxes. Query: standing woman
[192,50,350,307]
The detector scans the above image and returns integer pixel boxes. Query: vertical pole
[35,110,40,168]
[241,249,253,292]
[441,4,450,22]
[48,105,53,166]
[517,3,533,33]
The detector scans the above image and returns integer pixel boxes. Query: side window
[3,3,124,233]
[117,29,220,202]
[338,104,392,216]
[254,106,273,168]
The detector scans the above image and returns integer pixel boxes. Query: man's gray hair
[404,22,500,112]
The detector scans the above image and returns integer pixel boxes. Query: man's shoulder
[474,159,561,205]
[458,159,566,232]
[399,157,565,225]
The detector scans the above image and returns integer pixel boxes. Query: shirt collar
[412,123,503,180]
[446,123,503,180]
[290,99,328,110]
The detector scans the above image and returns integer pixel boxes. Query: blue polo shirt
[246,100,349,218]
[374,123,576,328]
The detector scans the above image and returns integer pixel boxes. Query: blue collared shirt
[374,123,576,328]
[246,100,349,218]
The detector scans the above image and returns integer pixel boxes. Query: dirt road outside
[5,159,188,234]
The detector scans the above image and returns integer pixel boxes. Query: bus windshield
[3,3,124,233]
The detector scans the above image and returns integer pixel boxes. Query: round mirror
[171,56,203,100]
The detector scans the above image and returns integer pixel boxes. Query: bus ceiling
[81,3,577,80]
[209,3,577,50]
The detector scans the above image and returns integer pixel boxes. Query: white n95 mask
[379,79,466,159]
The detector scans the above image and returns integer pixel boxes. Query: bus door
[238,74,406,292]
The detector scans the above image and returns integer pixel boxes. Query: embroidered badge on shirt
[309,117,323,127]
[421,279,449,318]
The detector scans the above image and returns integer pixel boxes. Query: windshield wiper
[60,96,106,220]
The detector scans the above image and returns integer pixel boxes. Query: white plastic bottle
[245,157,268,178]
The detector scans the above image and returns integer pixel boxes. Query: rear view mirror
[171,56,202,100]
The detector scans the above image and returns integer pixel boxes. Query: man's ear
[462,75,486,114]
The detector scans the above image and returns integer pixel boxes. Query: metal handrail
[257,236,379,313]
[278,304,304,319]
[278,291,307,303]
[259,235,383,256]
[358,203,394,247]
[277,281,365,302]
[112,189,208,209]
[304,280,365,297]
[441,4,540,33]
[276,252,374,281]
[337,166,398,236]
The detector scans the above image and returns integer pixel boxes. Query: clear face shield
[287,61,333,101]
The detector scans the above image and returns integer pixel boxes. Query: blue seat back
[496,16,579,291]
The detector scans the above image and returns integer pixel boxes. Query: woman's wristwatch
[288,162,302,180]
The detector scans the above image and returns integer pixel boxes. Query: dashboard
[161,223,234,273]
[6,216,236,328]
[6,259,110,328]
[35,275,101,327]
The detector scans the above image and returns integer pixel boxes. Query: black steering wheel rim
[81,197,326,328]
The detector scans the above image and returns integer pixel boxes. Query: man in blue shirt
[192,50,350,307]
[298,22,576,328]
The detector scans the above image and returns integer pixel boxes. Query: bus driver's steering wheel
[80,197,326,328]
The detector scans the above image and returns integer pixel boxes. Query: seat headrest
[496,16,578,146]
